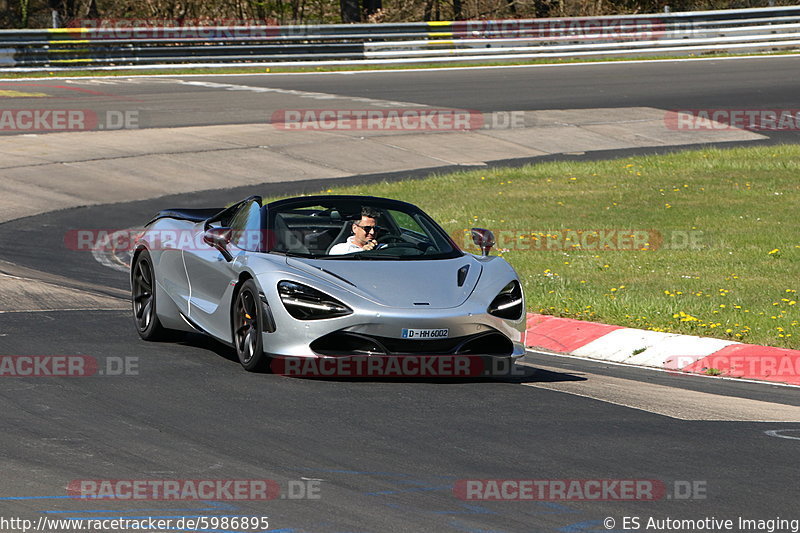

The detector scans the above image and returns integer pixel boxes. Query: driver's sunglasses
[356,224,380,234]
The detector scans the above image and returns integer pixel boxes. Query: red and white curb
[524,313,800,386]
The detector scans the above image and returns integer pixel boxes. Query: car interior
[269,204,441,257]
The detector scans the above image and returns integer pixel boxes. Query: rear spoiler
[145,207,223,226]
[145,195,262,228]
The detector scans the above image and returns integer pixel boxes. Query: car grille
[309,330,513,356]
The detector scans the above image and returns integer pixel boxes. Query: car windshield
[266,197,462,260]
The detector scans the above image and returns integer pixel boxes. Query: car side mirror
[471,228,495,256]
[203,227,233,261]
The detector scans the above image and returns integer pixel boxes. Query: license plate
[401,328,449,339]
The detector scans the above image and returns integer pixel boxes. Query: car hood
[286,256,483,309]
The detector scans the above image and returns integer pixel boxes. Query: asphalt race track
[1,58,800,533]
[2,57,800,144]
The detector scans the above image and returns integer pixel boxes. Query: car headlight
[488,280,524,320]
[278,281,352,320]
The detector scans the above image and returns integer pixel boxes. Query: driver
[329,207,385,255]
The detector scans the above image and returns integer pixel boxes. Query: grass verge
[1,50,798,79]
[267,145,800,348]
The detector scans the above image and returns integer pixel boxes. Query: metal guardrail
[1,6,799,70]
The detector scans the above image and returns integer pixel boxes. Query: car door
[182,199,262,340]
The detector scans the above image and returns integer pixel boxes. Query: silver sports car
[131,195,526,372]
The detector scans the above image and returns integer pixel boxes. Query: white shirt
[329,236,384,255]
[329,236,367,255]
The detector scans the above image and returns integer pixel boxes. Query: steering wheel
[377,234,406,244]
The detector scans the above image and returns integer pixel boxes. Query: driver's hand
[362,240,377,250]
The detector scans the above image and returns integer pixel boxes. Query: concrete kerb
[524,312,800,386]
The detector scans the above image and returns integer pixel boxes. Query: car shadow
[267,358,587,385]
[301,366,587,385]
[164,334,587,385]
[171,332,241,365]
[260,366,587,385]
[502,364,588,384]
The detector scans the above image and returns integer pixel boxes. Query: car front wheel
[233,279,270,372]
[131,249,168,341]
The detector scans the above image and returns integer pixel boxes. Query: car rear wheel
[233,279,270,372]
[132,249,167,341]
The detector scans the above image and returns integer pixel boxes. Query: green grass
[1,50,798,79]
[267,145,800,349]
